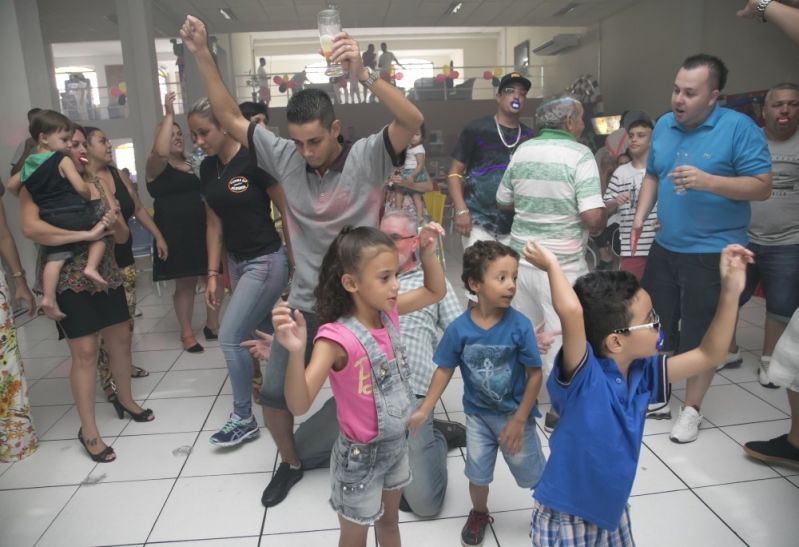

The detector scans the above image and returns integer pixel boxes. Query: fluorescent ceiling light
[445,2,463,15]
[219,8,236,21]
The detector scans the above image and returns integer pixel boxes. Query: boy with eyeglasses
[522,241,751,546]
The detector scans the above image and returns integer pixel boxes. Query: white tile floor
[2,246,798,547]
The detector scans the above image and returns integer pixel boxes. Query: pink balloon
[435,74,446,82]
[273,75,283,85]
[448,70,459,79]
[394,72,403,81]
[287,80,296,89]
[483,70,493,80]
[110,87,121,98]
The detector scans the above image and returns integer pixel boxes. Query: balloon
[442,64,451,76]
[287,80,296,89]
[435,74,446,82]
[491,76,500,87]
[278,84,287,93]
[493,67,503,77]
[273,75,283,84]
[483,70,493,80]
[394,72,403,81]
[449,70,459,79]
[118,82,127,94]
[110,87,121,98]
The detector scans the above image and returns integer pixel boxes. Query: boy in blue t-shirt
[409,240,545,547]
[523,241,750,546]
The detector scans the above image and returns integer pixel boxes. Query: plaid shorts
[530,501,635,547]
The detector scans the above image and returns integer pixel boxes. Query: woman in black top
[145,92,223,353]
[84,127,166,398]
[188,97,291,447]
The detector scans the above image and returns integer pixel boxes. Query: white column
[116,0,161,205]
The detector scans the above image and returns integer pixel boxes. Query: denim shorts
[739,242,799,323]
[329,434,411,525]
[465,413,545,488]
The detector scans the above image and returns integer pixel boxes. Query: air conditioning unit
[533,34,581,56]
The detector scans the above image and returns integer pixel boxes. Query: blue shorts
[329,434,411,525]
[464,413,544,488]
[531,501,635,547]
[740,242,799,323]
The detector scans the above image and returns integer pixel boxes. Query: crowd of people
[0,4,797,546]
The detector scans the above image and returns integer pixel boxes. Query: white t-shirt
[604,162,658,257]
[404,144,425,171]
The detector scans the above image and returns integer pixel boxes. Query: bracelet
[11,270,25,278]
[756,0,772,22]
[455,209,470,217]
[447,173,464,179]
[207,272,219,278]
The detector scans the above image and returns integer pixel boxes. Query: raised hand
[719,244,754,297]
[418,221,445,254]
[164,91,177,116]
[328,32,363,76]
[534,322,561,355]
[523,241,558,272]
[179,15,209,55]
[272,302,308,353]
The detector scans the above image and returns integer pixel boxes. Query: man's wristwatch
[455,209,470,217]
[755,0,773,22]
[359,68,379,88]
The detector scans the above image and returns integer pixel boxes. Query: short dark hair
[29,110,72,141]
[83,126,103,143]
[286,88,335,129]
[681,54,728,92]
[461,241,519,295]
[314,225,396,324]
[627,119,653,132]
[765,82,799,103]
[573,271,641,356]
[27,107,42,122]
[239,101,269,123]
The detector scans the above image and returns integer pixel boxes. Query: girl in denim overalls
[273,223,446,546]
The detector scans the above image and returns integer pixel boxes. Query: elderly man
[496,96,606,430]
[379,210,464,516]
[632,54,772,443]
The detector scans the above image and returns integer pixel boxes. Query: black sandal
[111,398,155,422]
[203,326,219,341]
[78,428,116,463]
[131,366,150,378]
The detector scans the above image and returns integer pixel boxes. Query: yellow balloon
[118,81,127,94]
[493,67,503,77]
[442,64,451,76]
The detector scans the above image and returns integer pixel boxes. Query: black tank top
[109,166,136,268]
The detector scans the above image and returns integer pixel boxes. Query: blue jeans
[221,248,288,419]
[740,242,799,323]
[402,397,448,517]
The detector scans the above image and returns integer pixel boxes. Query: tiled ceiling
[37,0,639,42]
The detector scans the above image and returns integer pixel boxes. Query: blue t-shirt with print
[433,307,541,415]
[646,104,771,253]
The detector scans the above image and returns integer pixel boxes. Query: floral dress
[0,273,38,462]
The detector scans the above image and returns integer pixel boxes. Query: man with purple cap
[448,72,536,251]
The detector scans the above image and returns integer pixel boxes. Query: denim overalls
[328,313,415,524]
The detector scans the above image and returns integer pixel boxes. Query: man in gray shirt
[734,82,799,386]
[180,15,424,507]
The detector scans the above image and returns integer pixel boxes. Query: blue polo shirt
[533,344,669,530]
[433,307,542,416]
[646,104,771,253]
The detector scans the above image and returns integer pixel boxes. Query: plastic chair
[422,191,447,268]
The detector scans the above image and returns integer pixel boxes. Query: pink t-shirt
[315,309,400,444]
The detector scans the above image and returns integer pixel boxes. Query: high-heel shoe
[78,428,116,463]
[203,326,218,341]
[111,398,155,422]
[181,334,204,353]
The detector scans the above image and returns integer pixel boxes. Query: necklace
[215,144,241,181]
[494,115,521,149]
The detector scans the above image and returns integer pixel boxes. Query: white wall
[599,0,799,116]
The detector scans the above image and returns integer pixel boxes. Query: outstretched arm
[146,92,178,181]
[408,367,455,433]
[668,244,752,382]
[180,16,250,148]
[524,241,586,378]
[739,0,799,46]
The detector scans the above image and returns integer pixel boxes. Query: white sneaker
[716,350,742,371]
[646,402,672,420]
[669,406,702,443]
[758,356,779,389]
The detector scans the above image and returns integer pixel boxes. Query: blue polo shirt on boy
[533,343,669,530]
[647,103,771,253]
[433,307,541,415]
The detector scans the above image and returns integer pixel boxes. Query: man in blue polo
[632,54,772,443]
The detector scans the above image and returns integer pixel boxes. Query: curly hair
[573,271,641,356]
[461,240,519,295]
[313,226,397,324]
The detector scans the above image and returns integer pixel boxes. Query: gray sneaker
[210,414,259,447]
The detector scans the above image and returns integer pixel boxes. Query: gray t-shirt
[248,123,402,311]
[749,129,799,245]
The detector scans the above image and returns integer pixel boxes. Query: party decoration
[273,75,283,85]
[287,80,296,90]
[278,83,287,93]
[435,74,446,82]
[483,70,493,80]
[118,82,127,94]
[394,72,403,81]
[110,87,122,98]
[442,64,451,76]
[493,67,503,77]
[448,70,459,80]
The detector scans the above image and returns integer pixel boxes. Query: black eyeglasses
[388,233,416,242]
[612,310,661,334]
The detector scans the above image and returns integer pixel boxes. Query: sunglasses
[612,310,661,334]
